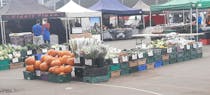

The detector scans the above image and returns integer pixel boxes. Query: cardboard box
[110,70,121,78]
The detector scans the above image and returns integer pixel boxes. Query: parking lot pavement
[0,40,210,95]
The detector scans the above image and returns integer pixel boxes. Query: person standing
[32,20,43,45]
[42,19,50,44]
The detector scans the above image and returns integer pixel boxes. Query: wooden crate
[162,54,169,61]
[146,63,155,70]
[128,61,138,67]
[137,58,146,65]
[10,62,24,69]
[110,70,121,78]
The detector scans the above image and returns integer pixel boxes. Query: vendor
[42,18,51,44]
[32,20,42,45]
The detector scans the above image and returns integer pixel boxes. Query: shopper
[32,20,42,45]
[42,19,51,44]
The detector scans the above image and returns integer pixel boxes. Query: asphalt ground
[0,39,210,95]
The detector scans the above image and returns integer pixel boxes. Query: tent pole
[3,20,6,44]
[0,16,3,44]
[183,10,185,23]
[65,18,68,43]
[142,14,145,29]
[100,16,103,41]
[68,18,71,40]
[149,11,152,27]
[190,8,193,34]
[196,8,199,42]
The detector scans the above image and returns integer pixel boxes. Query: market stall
[57,0,102,41]
[0,0,65,44]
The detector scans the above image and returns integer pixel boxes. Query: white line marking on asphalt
[93,84,163,95]
[65,87,73,90]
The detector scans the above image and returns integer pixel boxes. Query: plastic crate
[153,48,162,56]
[120,62,129,69]
[10,62,24,69]
[109,64,121,71]
[120,68,129,76]
[83,74,109,83]
[35,54,42,61]
[177,52,185,58]
[138,64,147,71]
[154,55,162,61]
[84,66,109,77]
[129,66,138,73]
[0,59,10,71]
[169,58,177,64]
[23,71,36,80]
[177,57,184,62]
[40,72,49,81]
[48,73,71,83]
[163,60,170,66]
[169,53,177,59]
[154,60,163,68]
[146,56,155,64]
[162,54,169,61]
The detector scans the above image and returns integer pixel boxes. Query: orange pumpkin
[47,49,58,57]
[60,55,71,64]
[54,66,61,74]
[50,59,62,67]
[25,56,36,65]
[45,56,56,65]
[49,67,56,73]
[59,65,65,73]
[39,62,49,71]
[62,51,71,56]
[59,72,65,75]
[34,61,41,70]
[26,65,35,72]
[40,55,50,62]
[66,58,74,66]
[58,51,64,57]
[64,65,72,73]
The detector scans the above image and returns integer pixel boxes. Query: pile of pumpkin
[25,49,74,75]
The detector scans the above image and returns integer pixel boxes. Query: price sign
[27,50,32,55]
[167,48,172,53]
[85,59,92,66]
[148,50,153,56]
[112,58,119,64]
[42,48,48,53]
[193,43,197,48]
[13,51,21,57]
[186,45,190,50]
[12,58,19,63]
[35,70,41,77]
[71,67,75,77]
[138,53,144,59]
[132,54,138,60]
[142,44,146,49]
[74,57,80,63]
[122,56,128,62]
[8,54,13,59]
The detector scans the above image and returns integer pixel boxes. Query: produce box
[84,66,109,77]
[154,55,162,61]
[128,60,138,67]
[10,62,24,69]
[146,63,155,70]
[120,62,129,69]
[48,73,71,83]
[146,56,155,64]
[84,58,105,67]
[40,72,49,81]
[110,70,121,78]
[153,48,162,56]
[23,71,36,80]
[162,54,169,61]
[120,68,129,76]
[163,60,170,65]
[109,64,121,71]
[129,66,138,73]
[169,53,177,59]
[154,60,163,68]
[138,64,147,71]
[0,59,10,71]
[83,74,109,83]
[169,58,177,64]
[137,58,146,65]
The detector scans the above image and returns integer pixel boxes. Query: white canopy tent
[57,0,102,42]
[57,0,101,18]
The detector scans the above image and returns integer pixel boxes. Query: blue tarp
[89,0,142,15]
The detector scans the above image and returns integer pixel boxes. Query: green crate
[0,59,10,71]
[153,48,162,56]
[146,56,155,64]
[169,53,177,59]
[163,60,170,65]
[177,52,185,58]
[129,66,138,73]
[184,56,191,61]
[120,68,129,76]
[197,53,202,58]
[169,58,177,64]
[177,58,184,62]
[154,55,162,61]
[109,64,121,71]
[83,74,109,83]
[120,62,129,69]
[0,64,9,71]
[48,73,71,83]
[23,71,36,80]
